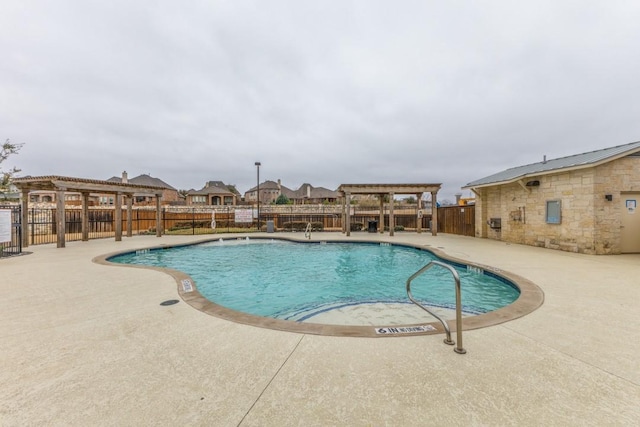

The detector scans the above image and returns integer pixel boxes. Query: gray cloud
[2,0,640,202]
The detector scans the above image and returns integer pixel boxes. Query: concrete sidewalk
[1,233,639,426]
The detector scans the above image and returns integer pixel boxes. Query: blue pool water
[110,239,520,321]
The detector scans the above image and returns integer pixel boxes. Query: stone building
[463,141,640,254]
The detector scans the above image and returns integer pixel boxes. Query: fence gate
[0,205,22,257]
[437,205,475,236]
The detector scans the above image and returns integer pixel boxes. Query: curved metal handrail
[406,260,466,354]
[304,222,312,239]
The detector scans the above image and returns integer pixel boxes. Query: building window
[546,200,561,224]
[192,195,206,204]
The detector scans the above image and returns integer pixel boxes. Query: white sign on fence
[234,209,254,223]
[0,210,11,243]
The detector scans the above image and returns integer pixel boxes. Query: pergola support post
[114,192,123,241]
[126,195,133,237]
[389,192,395,237]
[81,192,90,241]
[56,190,66,248]
[340,195,345,234]
[431,190,438,236]
[345,192,351,237]
[156,194,162,237]
[379,195,384,234]
[21,190,29,248]
[417,193,423,234]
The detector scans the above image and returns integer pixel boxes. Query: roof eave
[463,152,637,190]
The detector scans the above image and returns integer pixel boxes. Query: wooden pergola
[13,175,166,248]
[337,183,441,237]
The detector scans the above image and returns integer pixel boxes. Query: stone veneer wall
[475,169,597,253]
[593,156,640,253]
[474,156,640,254]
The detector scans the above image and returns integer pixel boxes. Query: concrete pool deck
[1,232,639,426]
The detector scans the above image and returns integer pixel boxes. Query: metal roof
[464,140,640,188]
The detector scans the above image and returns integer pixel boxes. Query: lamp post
[255,161,261,231]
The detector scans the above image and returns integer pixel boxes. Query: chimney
[543,155,547,164]
[122,171,128,183]
[455,193,462,204]
[307,184,311,198]
[277,179,281,191]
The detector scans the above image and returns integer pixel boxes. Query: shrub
[283,221,307,231]
[350,222,363,231]
[282,221,324,232]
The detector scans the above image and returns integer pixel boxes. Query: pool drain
[160,299,179,306]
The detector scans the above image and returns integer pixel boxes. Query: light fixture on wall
[605,194,613,201]
[525,180,540,187]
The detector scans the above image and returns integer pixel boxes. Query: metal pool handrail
[406,260,466,354]
[304,222,312,239]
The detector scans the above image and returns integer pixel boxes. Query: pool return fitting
[406,260,466,354]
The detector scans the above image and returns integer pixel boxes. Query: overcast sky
[2,1,640,202]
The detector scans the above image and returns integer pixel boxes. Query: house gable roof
[292,184,339,199]
[188,181,237,196]
[108,174,176,190]
[464,140,640,189]
[245,180,294,196]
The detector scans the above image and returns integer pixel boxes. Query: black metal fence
[29,208,118,245]
[0,205,22,258]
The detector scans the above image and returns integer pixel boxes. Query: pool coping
[93,235,544,338]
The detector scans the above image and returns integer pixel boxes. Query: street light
[255,161,261,231]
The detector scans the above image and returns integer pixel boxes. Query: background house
[186,181,239,206]
[464,141,640,254]
[244,180,339,205]
[107,171,180,205]
[244,179,294,205]
[290,183,339,204]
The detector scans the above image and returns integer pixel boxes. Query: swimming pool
[109,238,521,327]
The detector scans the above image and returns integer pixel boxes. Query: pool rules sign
[0,210,11,243]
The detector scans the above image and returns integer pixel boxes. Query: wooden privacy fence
[436,205,475,237]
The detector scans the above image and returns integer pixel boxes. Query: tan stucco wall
[473,156,640,254]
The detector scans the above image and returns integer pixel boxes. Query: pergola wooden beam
[13,175,166,248]
[337,183,441,237]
